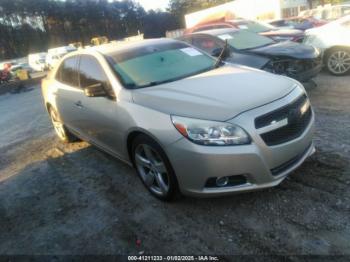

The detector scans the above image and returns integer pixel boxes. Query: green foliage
[0,0,178,59]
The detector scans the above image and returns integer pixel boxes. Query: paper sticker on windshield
[180,47,202,56]
[218,34,233,40]
[238,25,248,29]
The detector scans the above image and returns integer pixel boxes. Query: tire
[131,135,180,201]
[49,107,78,143]
[325,48,350,76]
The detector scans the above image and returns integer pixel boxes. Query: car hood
[261,29,304,37]
[132,65,297,121]
[249,41,319,59]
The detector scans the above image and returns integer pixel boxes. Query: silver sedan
[42,39,315,200]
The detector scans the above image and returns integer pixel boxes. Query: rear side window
[56,56,79,87]
[79,55,115,98]
[192,35,222,54]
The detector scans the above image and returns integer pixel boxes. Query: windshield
[235,20,275,33]
[108,42,216,88]
[217,30,275,50]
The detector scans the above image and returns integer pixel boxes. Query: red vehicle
[185,19,305,42]
[269,16,328,31]
[0,63,12,84]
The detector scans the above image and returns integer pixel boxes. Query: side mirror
[211,47,231,59]
[84,82,107,97]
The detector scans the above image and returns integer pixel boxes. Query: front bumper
[165,88,315,197]
[264,57,323,83]
[293,62,323,82]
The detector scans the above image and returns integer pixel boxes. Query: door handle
[75,101,84,108]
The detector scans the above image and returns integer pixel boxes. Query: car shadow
[1,136,349,254]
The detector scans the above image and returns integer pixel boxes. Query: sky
[135,0,170,11]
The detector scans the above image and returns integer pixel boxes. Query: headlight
[303,35,317,45]
[171,116,251,146]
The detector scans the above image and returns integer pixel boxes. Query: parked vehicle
[269,17,327,31]
[46,46,77,69]
[42,39,315,200]
[316,4,350,21]
[299,4,350,22]
[324,4,350,20]
[179,29,322,82]
[28,52,47,72]
[185,19,305,42]
[0,61,31,81]
[304,15,350,75]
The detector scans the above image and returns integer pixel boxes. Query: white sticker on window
[180,47,202,56]
[218,34,233,40]
[238,25,248,29]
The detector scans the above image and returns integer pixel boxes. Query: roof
[191,28,239,36]
[87,38,181,56]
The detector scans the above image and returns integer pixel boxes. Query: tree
[0,0,149,59]
[143,10,178,38]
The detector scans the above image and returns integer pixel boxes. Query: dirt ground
[0,73,349,255]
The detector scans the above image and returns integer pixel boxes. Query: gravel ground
[0,73,349,255]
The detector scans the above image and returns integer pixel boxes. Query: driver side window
[79,55,115,98]
[55,56,79,87]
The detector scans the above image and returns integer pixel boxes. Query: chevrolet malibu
[42,39,315,200]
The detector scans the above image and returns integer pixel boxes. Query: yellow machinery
[16,69,30,81]
[91,37,109,46]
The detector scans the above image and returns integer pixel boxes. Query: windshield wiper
[214,40,229,68]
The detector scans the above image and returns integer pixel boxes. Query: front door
[54,55,86,134]
[74,54,125,158]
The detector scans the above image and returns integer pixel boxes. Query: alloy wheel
[327,50,350,75]
[134,144,170,197]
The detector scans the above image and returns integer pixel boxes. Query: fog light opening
[216,177,229,187]
[205,175,248,188]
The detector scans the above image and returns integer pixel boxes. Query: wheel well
[126,131,168,167]
[324,46,350,59]
[127,131,146,166]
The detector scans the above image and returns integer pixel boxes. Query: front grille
[270,143,312,176]
[255,95,312,146]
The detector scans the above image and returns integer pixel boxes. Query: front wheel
[132,135,179,201]
[326,48,350,76]
[49,107,78,143]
